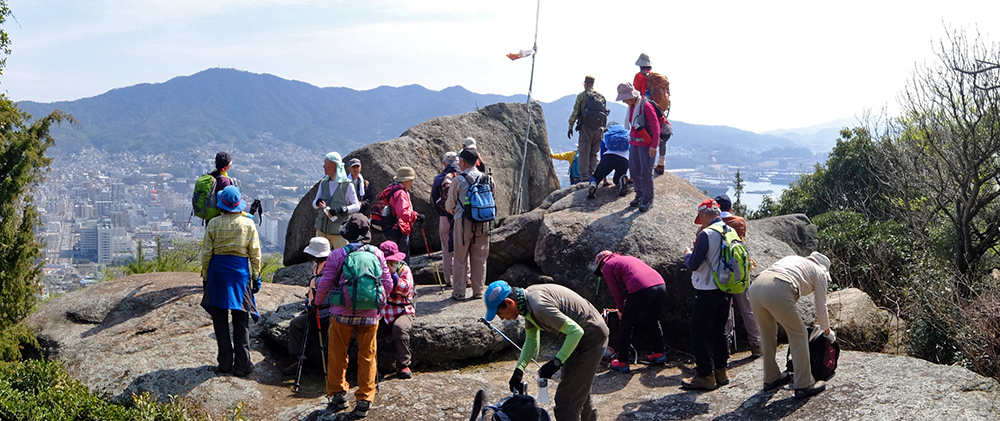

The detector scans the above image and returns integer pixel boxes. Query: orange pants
[326,319,378,402]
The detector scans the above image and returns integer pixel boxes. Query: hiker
[568,76,607,182]
[314,214,394,418]
[462,137,487,172]
[616,82,660,212]
[380,167,423,263]
[681,199,732,390]
[312,152,361,249]
[431,151,461,286]
[586,123,631,199]
[594,250,666,373]
[633,53,672,175]
[483,280,609,421]
[550,150,581,185]
[714,194,762,357]
[446,149,491,301]
[282,237,331,375]
[200,185,261,378]
[212,151,236,189]
[378,240,416,379]
[347,158,373,216]
[748,252,835,399]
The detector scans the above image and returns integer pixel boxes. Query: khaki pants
[553,327,608,421]
[748,273,815,390]
[326,319,378,402]
[451,218,488,299]
[316,230,348,249]
[577,125,604,181]
[438,216,454,285]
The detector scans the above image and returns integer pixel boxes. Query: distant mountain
[763,117,860,153]
[18,68,824,169]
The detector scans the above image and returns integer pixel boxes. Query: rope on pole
[513,0,541,215]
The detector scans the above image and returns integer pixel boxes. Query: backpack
[706,223,751,294]
[369,183,404,232]
[433,172,456,215]
[603,124,630,152]
[787,325,841,381]
[461,172,496,223]
[645,71,671,113]
[492,395,549,421]
[192,173,221,220]
[326,244,384,314]
[581,91,609,130]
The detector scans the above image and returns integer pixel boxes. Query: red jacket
[628,99,661,149]
[388,184,418,235]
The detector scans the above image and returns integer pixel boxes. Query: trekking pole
[291,304,312,393]
[478,317,541,368]
[314,304,327,375]
[418,221,446,292]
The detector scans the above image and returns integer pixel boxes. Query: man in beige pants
[445,149,491,301]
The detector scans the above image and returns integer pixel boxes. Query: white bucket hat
[303,237,331,258]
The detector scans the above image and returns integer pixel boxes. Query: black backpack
[786,325,841,381]
[493,395,549,421]
[581,91,609,130]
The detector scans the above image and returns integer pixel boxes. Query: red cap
[694,199,719,224]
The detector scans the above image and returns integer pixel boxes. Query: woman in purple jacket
[595,250,667,373]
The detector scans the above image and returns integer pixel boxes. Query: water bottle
[537,378,549,404]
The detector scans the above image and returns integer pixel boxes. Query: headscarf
[323,151,350,183]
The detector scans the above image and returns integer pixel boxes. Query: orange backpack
[646,72,671,113]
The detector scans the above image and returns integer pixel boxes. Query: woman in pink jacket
[616,83,660,212]
[595,250,667,373]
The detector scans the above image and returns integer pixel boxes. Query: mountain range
[17,68,851,168]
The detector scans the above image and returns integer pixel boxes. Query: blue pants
[589,154,629,185]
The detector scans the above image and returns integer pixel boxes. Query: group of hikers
[196,53,838,420]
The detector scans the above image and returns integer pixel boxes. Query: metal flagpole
[513,0,541,215]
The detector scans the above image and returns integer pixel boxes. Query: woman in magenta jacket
[595,250,667,373]
[615,83,661,212]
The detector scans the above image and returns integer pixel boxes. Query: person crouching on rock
[314,214,394,418]
[378,240,416,379]
[200,185,261,378]
[281,237,331,375]
[594,250,667,374]
[483,280,609,421]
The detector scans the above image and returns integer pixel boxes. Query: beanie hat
[215,151,233,170]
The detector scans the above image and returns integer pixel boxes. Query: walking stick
[478,317,540,368]
[291,305,312,393]
[314,304,327,375]
[419,221,446,291]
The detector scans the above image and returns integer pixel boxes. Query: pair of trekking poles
[292,287,327,393]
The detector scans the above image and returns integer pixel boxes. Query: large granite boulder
[284,101,560,267]
[795,287,899,352]
[752,213,818,256]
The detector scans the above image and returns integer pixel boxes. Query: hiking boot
[714,368,730,386]
[638,201,651,212]
[232,367,253,378]
[609,359,631,373]
[628,197,641,208]
[353,400,372,418]
[399,367,413,379]
[326,392,348,412]
[681,374,718,390]
[750,344,763,358]
[654,164,665,175]
[471,293,483,300]
[644,352,666,365]
[618,175,629,196]
[763,372,792,391]
[587,182,597,199]
[794,380,826,399]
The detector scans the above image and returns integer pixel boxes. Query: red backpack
[369,183,404,232]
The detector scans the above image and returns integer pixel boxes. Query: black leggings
[619,284,666,361]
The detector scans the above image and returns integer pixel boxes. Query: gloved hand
[509,368,525,394]
[335,206,349,216]
[416,213,426,224]
[251,276,262,294]
[539,358,562,379]
[567,126,574,139]
[824,329,837,343]
[391,272,400,284]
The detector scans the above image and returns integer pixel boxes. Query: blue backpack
[461,172,496,223]
[603,124,630,152]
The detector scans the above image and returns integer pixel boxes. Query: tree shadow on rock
[616,391,709,420]
[710,389,807,420]
[116,365,217,404]
[81,285,204,338]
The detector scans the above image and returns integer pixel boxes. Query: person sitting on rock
[282,236,331,375]
[378,240,416,379]
[594,250,667,374]
[483,280,609,421]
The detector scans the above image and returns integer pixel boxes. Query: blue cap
[483,281,512,321]
[217,185,247,213]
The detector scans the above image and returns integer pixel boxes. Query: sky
[3,0,999,134]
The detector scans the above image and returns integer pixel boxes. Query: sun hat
[379,241,407,262]
[324,151,349,182]
[303,237,332,258]
[808,251,831,272]
[394,167,416,182]
[635,53,652,67]
[616,82,640,101]
[443,151,459,164]
[463,137,477,149]
[339,213,372,244]
[584,75,595,84]
[216,185,247,213]
[693,199,720,224]
[483,280,512,322]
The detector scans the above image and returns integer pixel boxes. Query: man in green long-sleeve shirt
[484,281,609,421]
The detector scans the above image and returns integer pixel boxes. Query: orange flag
[506,49,535,61]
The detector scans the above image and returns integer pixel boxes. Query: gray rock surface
[284,101,560,267]
[751,213,819,256]
[794,287,900,352]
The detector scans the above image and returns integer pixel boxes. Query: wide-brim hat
[378,240,407,262]
[217,185,247,213]
[693,199,719,224]
[584,75,595,84]
[635,53,652,67]
[616,82,640,101]
[463,137,477,149]
[483,280,512,322]
[443,151,459,164]
[394,166,416,182]
[303,237,331,258]
[340,213,372,244]
[808,251,831,272]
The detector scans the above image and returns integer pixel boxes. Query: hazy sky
[3,0,999,133]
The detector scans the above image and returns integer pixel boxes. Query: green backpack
[192,174,221,220]
[327,244,384,314]
[707,223,751,294]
